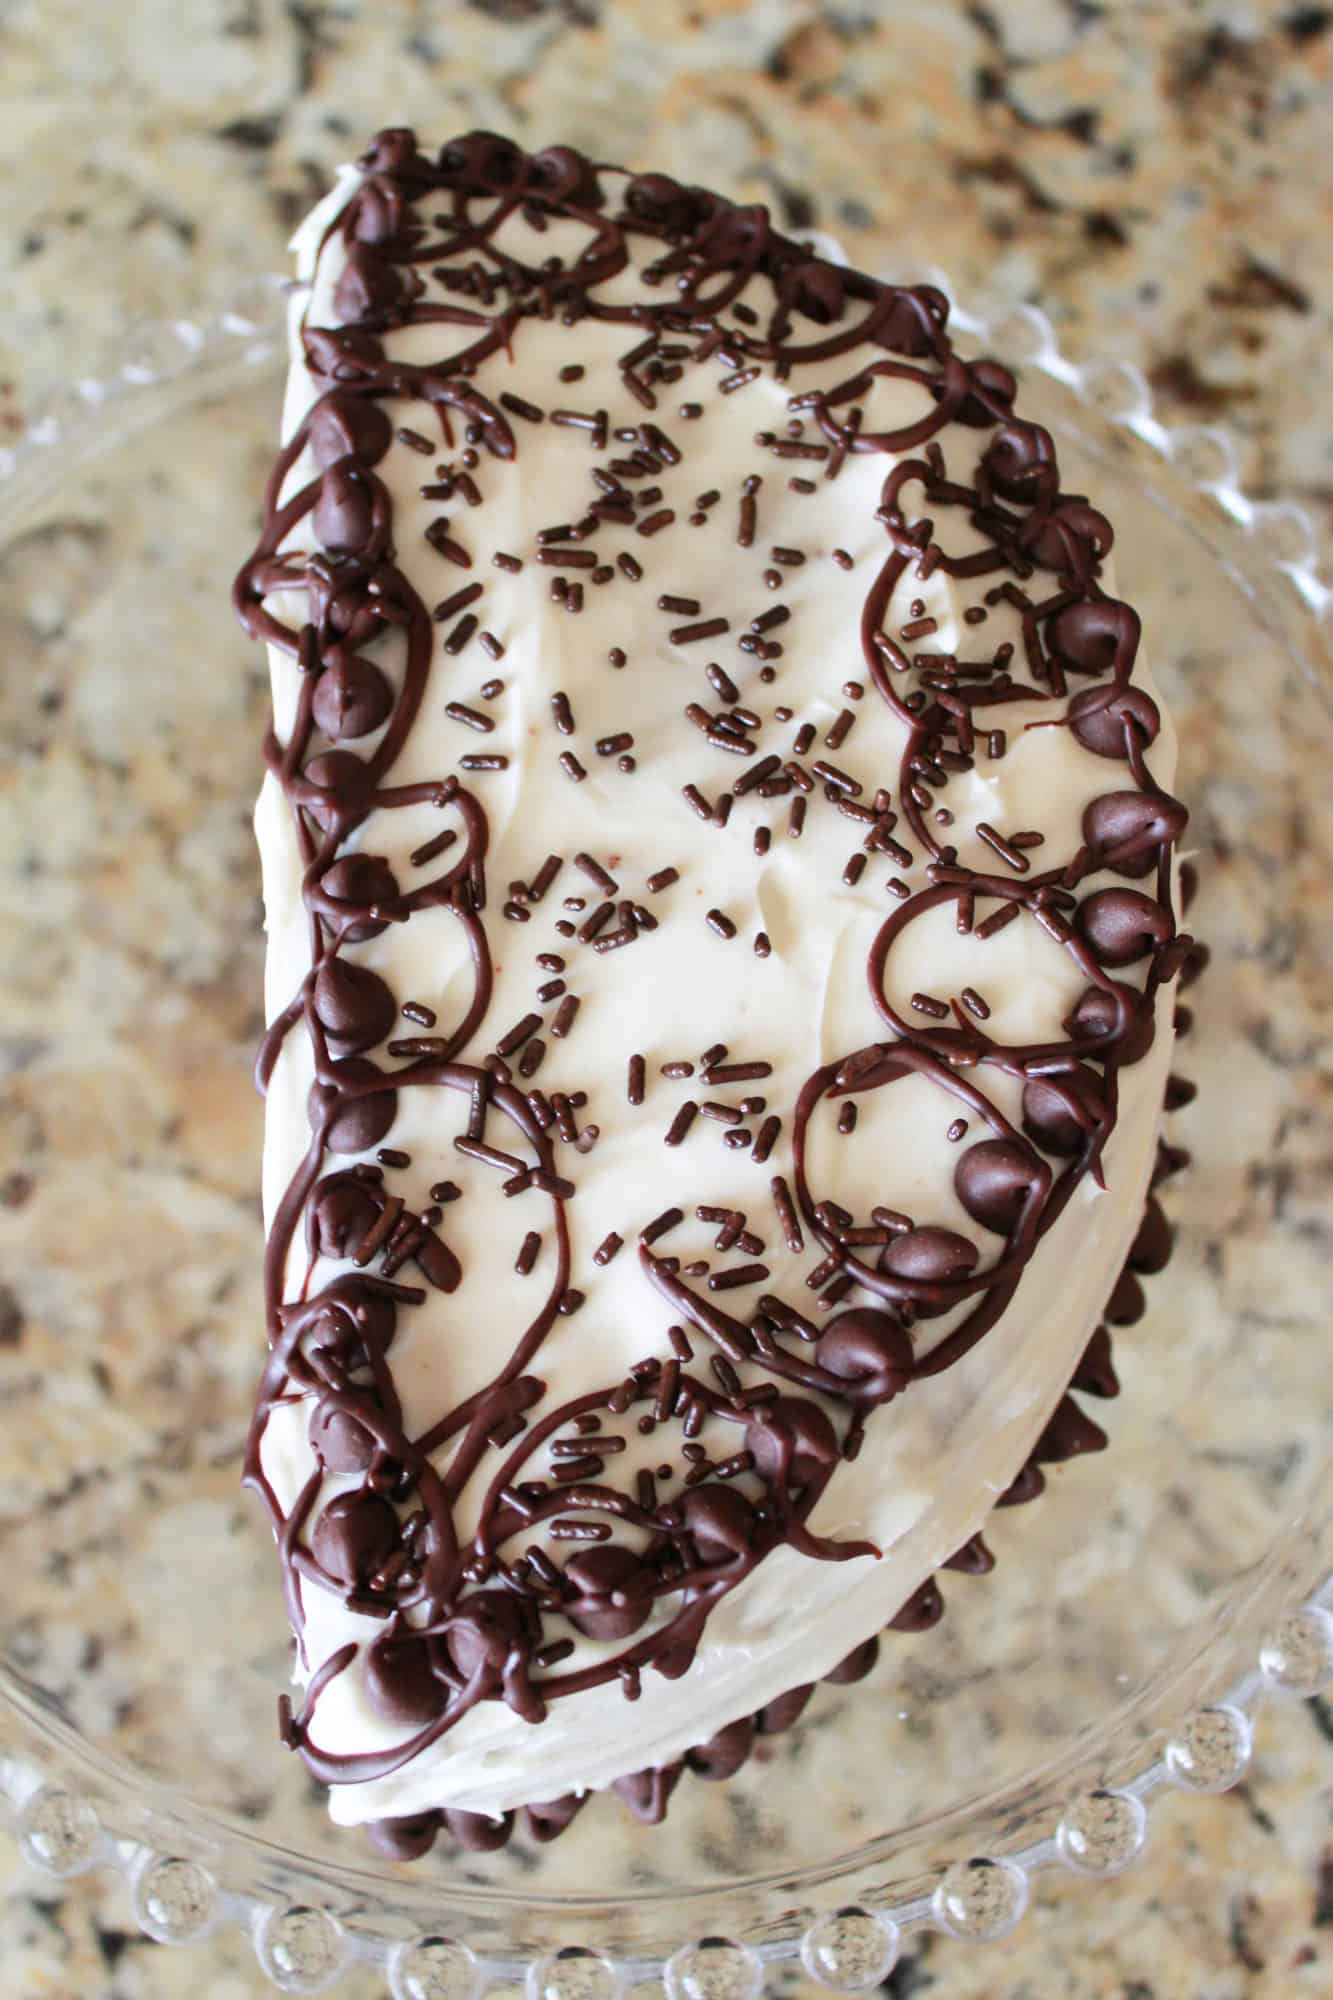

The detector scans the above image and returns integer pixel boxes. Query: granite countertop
[1,4,1331,1995]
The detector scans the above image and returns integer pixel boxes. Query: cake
[234,129,1199,1860]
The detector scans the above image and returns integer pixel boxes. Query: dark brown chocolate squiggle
[234,129,1194,1821]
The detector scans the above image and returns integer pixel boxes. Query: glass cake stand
[0,275,1330,1998]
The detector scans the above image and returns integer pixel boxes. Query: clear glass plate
[0,280,1330,1997]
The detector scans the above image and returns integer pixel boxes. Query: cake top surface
[234,129,1189,1812]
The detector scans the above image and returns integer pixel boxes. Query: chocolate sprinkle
[976,822,1031,873]
[434,581,483,621]
[705,1061,771,1084]
[574,853,618,895]
[976,901,1021,940]
[551,996,581,1039]
[770,1175,804,1251]
[515,1232,541,1276]
[499,391,544,424]
[409,827,458,868]
[445,700,492,732]
[664,1101,699,1147]
[671,617,730,646]
[709,1263,768,1293]
[751,1114,781,1162]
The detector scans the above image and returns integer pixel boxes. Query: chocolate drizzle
[235,129,1194,1829]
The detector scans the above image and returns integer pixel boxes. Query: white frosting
[252,163,1178,1824]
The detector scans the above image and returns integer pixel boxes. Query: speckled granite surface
[0,4,1331,1996]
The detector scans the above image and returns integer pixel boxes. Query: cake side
[235,130,1193,1827]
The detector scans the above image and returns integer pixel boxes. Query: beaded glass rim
[0,267,1330,1994]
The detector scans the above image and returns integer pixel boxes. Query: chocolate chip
[311,646,394,741]
[888,1576,945,1631]
[334,243,409,320]
[1128,1196,1173,1274]
[943,1532,996,1575]
[445,1590,527,1677]
[308,1392,380,1474]
[981,418,1057,502]
[1076,887,1174,966]
[954,1137,1044,1233]
[300,749,373,832]
[311,1489,400,1585]
[823,1635,879,1684]
[1049,595,1137,675]
[686,1716,755,1780]
[611,1763,684,1824]
[756,1684,814,1733]
[878,1226,979,1295]
[814,1309,913,1402]
[312,959,398,1054]
[745,1396,839,1487]
[1033,1393,1108,1463]
[1023,1062,1107,1153]
[564,1546,654,1639]
[524,1794,587,1843]
[319,853,399,941]
[1104,1268,1147,1326]
[442,1806,515,1851]
[1082,789,1189,877]
[304,1277,397,1367]
[312,1058,398,1154]
[367,1812,441,1861]
[1068,685,1161,759]
[313,460,378,553]
[364,1634,447,1725]
[307,392,394,469]
[1065,981,1158,1065]
[1072,1325,1121,1398]
[680,1483,755,1562]
[307,1174,379,1259]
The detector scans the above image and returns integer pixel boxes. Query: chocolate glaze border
[233,129,1197,1812]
